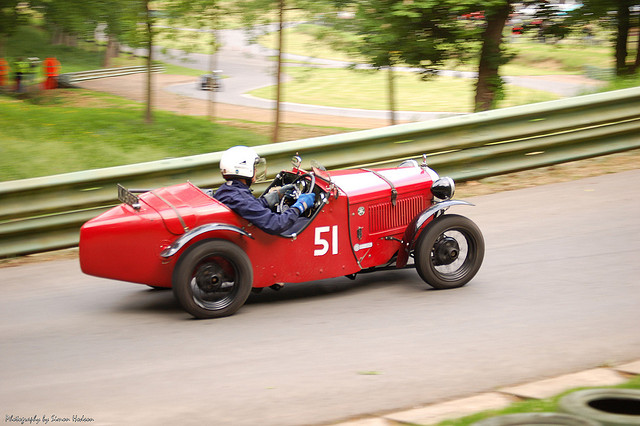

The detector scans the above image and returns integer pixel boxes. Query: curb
[331,360,640,426]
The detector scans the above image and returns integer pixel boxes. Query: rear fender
[396,200,473,268]
[160,223,253,258]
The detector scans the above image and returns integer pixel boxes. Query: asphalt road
[1,170,639,426]
[150,27,602,122]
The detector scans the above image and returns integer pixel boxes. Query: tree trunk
[51,27,62,45]
[635,12,640,71]
[145,0,153,124]
[65,33,78,47]
[474,2,511,112]
[272,0,285,143]
[615,0,631,75]
[387,66,397,126]
[635,19,640,71]
[208,21,217,123]
[103,35,119,68]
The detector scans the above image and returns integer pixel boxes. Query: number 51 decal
[314,225,339,256]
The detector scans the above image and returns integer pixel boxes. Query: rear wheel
[173,240,253,319]
[415,214,484,289]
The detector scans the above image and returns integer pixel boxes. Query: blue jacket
[214,180,301,235]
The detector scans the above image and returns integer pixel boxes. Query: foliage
[161,0,225,55]
[322,0,477,70]
[559,0,640,74]
[0,0,27,56]
[5,25,107,73]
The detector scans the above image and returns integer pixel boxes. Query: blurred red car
[79,155,484,319]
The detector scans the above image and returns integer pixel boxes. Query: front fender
[160,223,253,258]
[396,200,474,268]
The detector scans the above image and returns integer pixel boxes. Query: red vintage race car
[79,155,484,319]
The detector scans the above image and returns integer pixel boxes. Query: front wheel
[173,240,253,319]
[414,214,484,290]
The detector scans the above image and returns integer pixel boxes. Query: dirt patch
[0,248,80,268]
[526,74,607,86]
[75,73,393,132]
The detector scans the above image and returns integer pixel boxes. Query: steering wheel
[277,173,316,214]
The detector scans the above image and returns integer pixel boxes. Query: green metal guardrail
[1,86,639,258]
[57,65,164,87]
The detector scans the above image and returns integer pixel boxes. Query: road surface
[1,170,639,425]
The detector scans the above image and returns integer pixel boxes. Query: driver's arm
[215,181,303,235]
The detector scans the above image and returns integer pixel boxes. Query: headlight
[431,177,455,200]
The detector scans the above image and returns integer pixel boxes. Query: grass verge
[435,374,640,425]
[249,67,561,113]
[0,90,268,181]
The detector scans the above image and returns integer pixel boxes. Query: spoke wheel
[173,240,252,319]
[415,214,484,289]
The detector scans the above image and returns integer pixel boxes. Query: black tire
[559,389,640,426]
[415,214,484,289]
[172,240,253,319]
[471,412,601,425]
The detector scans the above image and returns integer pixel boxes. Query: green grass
[249,67,560,113]
[435,375,640,426]
[603,73,640,90]
[0,93,267,182]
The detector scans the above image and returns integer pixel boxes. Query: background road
[150,27,603,121]
[1,170,639,425]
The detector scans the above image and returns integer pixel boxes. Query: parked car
[79,155,484,319]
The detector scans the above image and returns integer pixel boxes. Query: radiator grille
[369,196,426,234]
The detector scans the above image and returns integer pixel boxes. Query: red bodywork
[79,165,437,289]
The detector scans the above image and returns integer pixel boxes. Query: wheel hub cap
[433,236,460,266]
[195,265,224,292]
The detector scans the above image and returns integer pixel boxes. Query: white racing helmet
[219,146,266,182]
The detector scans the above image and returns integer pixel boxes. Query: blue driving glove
[292,193,315,213]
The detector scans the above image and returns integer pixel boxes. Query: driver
[213,146,315,235]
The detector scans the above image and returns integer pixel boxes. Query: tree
[95,1,129,68]
[328,0,515,113]
[0,0,25,57]
[93,0,158,123]
[569,0,640,75]
[34,0,98,46]
[102,0,157,123]
[235,0,320,142]
[322,0,476,122]
[143,0,153,123]
[474,1,514,111]
[234,0,290,142]
[164,0,225,122]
